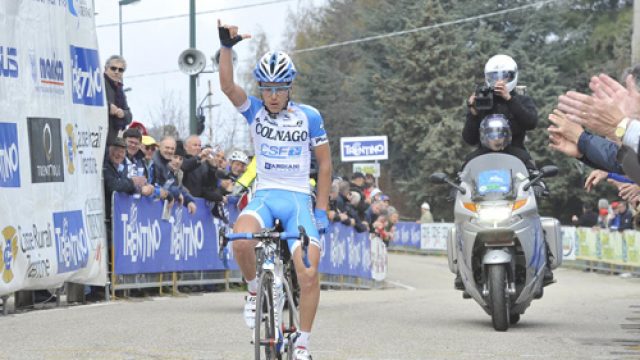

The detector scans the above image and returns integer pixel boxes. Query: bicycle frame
[218,225,311,359]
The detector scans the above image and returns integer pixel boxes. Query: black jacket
[103,159,136,221]
[334,194,368,233]
[182,155,224,202]
[463,92,538,151]
[105,75,132,145]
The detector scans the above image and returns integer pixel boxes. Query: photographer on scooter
[463,54,538,170]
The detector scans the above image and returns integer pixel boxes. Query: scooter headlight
[476,202,513,223]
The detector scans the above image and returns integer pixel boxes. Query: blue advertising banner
[318,223,372,279]
[340,136,388,162]
[0,122,20,187]
[393,222,421,249]
[112,193,226,274]
[113,194,377,279]
[53,210,90,273]
[70,45,104,107]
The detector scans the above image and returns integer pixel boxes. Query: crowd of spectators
[548,64,640,233]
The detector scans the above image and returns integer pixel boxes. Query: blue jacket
[577,132,623,174]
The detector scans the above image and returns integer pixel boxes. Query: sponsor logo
[70,46,104,106]
[34,0,93,19]
[259,144,302,159]
[1,226,19,283]
[343,141,385,157]
[84,197,104,247]
[264,162,300,171]
[169,205,205,261]
[28,117,64,183]
[255,123,308,142]
[0,123,20,187]
[0,46,18,79]
[53,210,89,273]
[64,123,76,174]
[119,203,162,263]
[18,222,55,279]
[29,49,64,94]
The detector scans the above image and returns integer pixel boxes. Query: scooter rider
[463,54,538,170]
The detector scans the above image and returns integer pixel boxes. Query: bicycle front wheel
[255,271,280,360]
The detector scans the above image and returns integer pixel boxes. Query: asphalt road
[1,253,640,360]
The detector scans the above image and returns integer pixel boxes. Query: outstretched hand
[218,19,251,48]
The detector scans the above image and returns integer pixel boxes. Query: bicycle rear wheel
[255,271,280,360]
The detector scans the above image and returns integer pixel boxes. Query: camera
[474,84,494,111]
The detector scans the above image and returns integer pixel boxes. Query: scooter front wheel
[488,264,510,331]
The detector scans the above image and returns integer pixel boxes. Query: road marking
[386,280,416,291]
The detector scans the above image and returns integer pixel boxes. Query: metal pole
[118,4,123,56]
[189,0,197,135]
[633,0,640,64]
[208,80,214,143]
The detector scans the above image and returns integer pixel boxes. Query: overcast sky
[94,0,325,148]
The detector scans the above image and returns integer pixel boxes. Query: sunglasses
[258,85,291,95]
[144,145,156,151]
[109,66,126,73]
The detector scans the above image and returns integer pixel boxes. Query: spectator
[168,142,197,214]
[128,121,148,135]
[609,201,633,231]
[153,136,176,187]
[228,150,249,181]
[350,172,368,217]
[571,203,598,227]
[418,202,434,223]
[122,128,146,179]
[104,55,132,146]
[333,181,367,232]
[103,138,152,240]
[141,135,157,183]
[181,135,223,203]
[364,200,387,233]
[369,187,382,203]
[597,208,609,228]
[373,214,391,247]
[363,173,375,200]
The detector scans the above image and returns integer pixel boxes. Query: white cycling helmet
[229,150,249,165]
[484,54,518,93]
[254,51,297,83]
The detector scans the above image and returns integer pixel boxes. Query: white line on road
[385,280,416,291]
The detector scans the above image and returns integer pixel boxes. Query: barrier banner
[420,223,452,251]
[561,226,576,260]
[0,2,107,297]
[392,222,421,249]
[113,193,226,274]
[370,236,387,281]
[318,223,372,279]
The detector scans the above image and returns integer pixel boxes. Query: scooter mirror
[540,165,559,178]
[429,172,448,184]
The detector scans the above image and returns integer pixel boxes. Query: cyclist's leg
[233,191,275,285]
[279,191,322,333]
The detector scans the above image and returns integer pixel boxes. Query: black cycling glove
[218,26,244,48]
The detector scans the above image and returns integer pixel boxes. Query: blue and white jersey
[237,96,328,194]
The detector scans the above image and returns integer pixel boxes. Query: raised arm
[218,19,250,107]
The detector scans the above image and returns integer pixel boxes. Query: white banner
[420,223,453,251]
[0,1,107,297]
[370,236,387,281]
[353,163,380,177]
[561,226,577,260]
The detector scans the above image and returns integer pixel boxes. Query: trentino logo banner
[27,117,64,183]
[70,46,104,107]
[0,122,20,187]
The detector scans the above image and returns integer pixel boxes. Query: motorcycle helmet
[229,150,249,165]
[484,54,518,92]
[479,114,512,151]
[254,51,297,83]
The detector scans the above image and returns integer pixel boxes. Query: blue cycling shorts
[240,189,321,253]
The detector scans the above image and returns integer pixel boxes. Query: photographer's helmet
[229,150,249,165]
[479,114,512,151]
[484,54,518,93]
[254,51,297,83]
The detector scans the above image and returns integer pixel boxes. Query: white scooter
[430,153,561,331]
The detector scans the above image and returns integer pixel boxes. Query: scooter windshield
[461,153,529,201]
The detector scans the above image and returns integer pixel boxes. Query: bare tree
[147,90,188,140]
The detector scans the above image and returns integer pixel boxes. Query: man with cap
[418,202,434,224]
[122,127,147,180]
[103,138,153,241]
[141,135,157,183]
[350,172,368,219]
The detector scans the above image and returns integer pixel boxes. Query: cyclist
[217,20,332,360]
